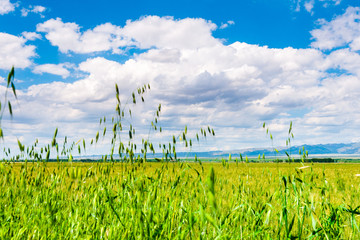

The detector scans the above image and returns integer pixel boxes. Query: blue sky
[1,0,360,155]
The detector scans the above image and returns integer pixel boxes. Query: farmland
[1,161,360,239]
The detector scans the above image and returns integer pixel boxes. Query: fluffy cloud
[0,33,36,69]
[21,5,46,17]
[294,0,341,12]
[311,7,360,50]
[22,31,41,41]
[6,10,360,153]
[36,16,219,54]
[0,0,14,15]
[36,18,125,54]
[319,0,341,7]
[12,41,330,151]
[304,0,315,14]
[121,16,219,49]
[219,20,235,29]
[33,63,72,78]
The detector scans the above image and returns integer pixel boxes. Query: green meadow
[1,162,360,239]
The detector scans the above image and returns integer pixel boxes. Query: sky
[1,0,360,155]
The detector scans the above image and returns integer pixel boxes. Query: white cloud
[0,0,14,15]
[326,48,360,75]
[293,0,342,13]
[22,31,41,41]
[122,16,219,49]
[33,63,72,79]
[10,41,330,152]
[36,18,125,54]
[304,0,315,14]
[5,13,360,153]
[21,5,46,17]
[220,20,235,29]
[36,16,219,54]
[293,0,301,12]
[32,5,45,13]
[311,7,360,50]
[320,0,341,7]
[21,8,28,17]
[0,33,36,70]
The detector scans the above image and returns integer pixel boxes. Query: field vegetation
[1,162,360,239]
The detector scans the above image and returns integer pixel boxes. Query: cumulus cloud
[0,33,36,69]
[21,5,46,17]
[304,0,315,14]
[36,18,126,54]
[220,20,235,29]
[320,0,341,7]
[6,12,360,152]
[311,7,360,50]
[32,5,46,13]
[122,16,219,49]
[22,31,41,41]
[36,16,219,54]
[33,63,73,78]
[12,41,330,151]
[293,0,342,13]
[0,0,14,15]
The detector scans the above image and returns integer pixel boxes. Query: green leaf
[54,128,58,139]
[95,131,99,143]
[115,83,119,95]
[8,101,12,116]
[132,92,136,104]
[11,82,17,99]
[289,121,292,134]
[7,66,14,87]
[17,139,24,152]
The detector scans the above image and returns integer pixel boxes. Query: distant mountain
[71,142,360,160]
[196,142,360,158]
[171,142,360,158]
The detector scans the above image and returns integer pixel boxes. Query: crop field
[1,161,360,239]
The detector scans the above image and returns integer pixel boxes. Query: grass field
[1,161,360,239]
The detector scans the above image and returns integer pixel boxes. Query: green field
[1,161,360,239]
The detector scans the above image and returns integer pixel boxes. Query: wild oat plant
[1,69,360,239]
